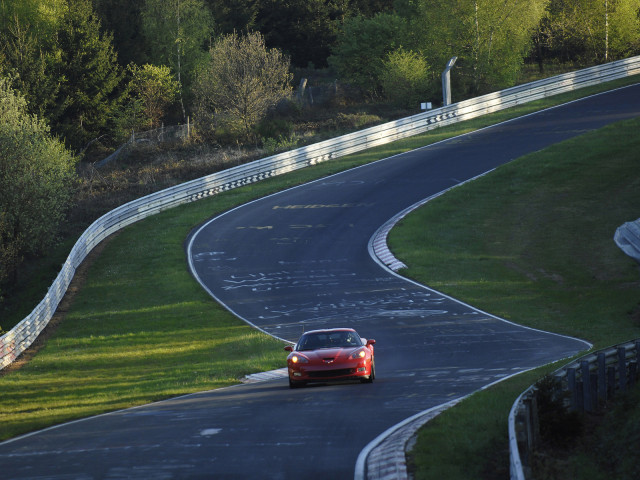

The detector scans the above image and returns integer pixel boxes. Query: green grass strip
[1,75,638,468]
[400,117,640,479]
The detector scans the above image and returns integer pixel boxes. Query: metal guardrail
[2,56,640,371]
[509,339,640,479]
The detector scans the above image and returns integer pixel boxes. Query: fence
[509,339,640,479]
[95,122,193,167]
[2,56,640,371]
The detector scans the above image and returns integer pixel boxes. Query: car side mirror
[284,345,294,352]
[366,339,376,346]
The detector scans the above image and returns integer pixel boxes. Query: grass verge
[399,117,640,479]
[0,75,638,478]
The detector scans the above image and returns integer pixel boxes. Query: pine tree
[50,0,123,150]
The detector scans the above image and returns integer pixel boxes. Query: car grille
[308,368,355,378]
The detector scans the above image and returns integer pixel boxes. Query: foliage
[141,0,214,117]
[0,0,66,37]
[582,382,640,479]
[606,0,640,59]
[0,0,66,120]
[405,0,548,95]
[3,0,639,148]
[253,0,394,68]
[256,115,294,142]
[256,0,337,68]
[192,31,293,140]
[534,375,583,447]
[261,135,300,156]
[380,47,435,108]
[119,63,180,132]
[0,78,77,297]
[204,0,259,34]
[329,12,409,96]
[534,0,640,65]
[92,0,146,66]
[49,0,124,150]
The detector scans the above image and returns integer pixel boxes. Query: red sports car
[284,328,376,388]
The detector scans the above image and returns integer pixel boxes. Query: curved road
[1,84,638,479]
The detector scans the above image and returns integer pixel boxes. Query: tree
[92,0,146,66]
[50,0,124,149]
[606,0,640,59]
[0,0,66,38]
[380,48,435,108]
[118,63,180,132]
[407,0,548,95]
[202,1,393,68]
[254,0,393,69]
[256,0,338,68]
[0,13,58,119]
[193,31,292,140]
[332,0,550,99]
[0,0,66,120]
[329,12,409,96]
[536,0,640,64]
[204,0,259,34]
[0,78,77,295]
[141,0,214,118]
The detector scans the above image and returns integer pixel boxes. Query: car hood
[299,347,360,361]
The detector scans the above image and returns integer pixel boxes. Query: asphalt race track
[1,84,639,479]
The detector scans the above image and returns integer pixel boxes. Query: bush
[380,48,436,108]
[255,117,294,141]
[535,374,583,447]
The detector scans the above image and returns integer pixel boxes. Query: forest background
[1,0,639,326]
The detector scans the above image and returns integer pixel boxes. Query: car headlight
[290,354,309,364]
[350,349,367,360]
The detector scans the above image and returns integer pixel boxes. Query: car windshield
[297,331,363,351]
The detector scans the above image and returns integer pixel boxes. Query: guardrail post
[530,394,540,447]
[598,352,607,403]
[517,400,532,472]
[607,366,616,399]
[618,347,627,392]
[590,373,599,411]
[442,56,457,106]
[567,368,578,411]
[581,361,593,412]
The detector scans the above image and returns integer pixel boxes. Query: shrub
[380,48,436,109]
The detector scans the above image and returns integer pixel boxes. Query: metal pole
[442,56,458,106]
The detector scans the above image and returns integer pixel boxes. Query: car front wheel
[289,378,306,389]
[362,359,375,383]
